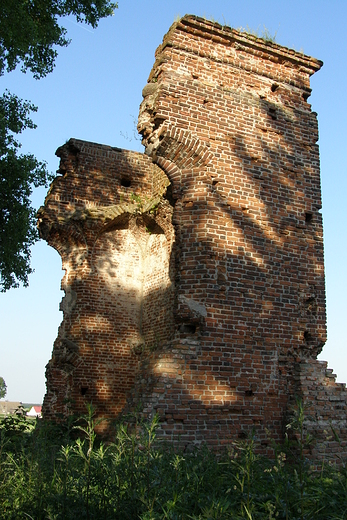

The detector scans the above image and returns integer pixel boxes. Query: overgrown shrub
[0,403,346,519]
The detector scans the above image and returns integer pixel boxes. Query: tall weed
[0,402,346,519]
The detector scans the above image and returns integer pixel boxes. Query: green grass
[0,404,346,519]
[236,24,278,43]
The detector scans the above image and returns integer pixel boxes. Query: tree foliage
[0,0,118,291]
[0,0,118,79]
[0,376,7,399]
[0,91,50,290]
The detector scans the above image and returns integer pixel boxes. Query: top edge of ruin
[158,14,322,75]
[55,138,147,159]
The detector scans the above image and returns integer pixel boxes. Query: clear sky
[0,0,346,403]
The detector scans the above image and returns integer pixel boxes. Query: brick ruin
[38,15,347,462]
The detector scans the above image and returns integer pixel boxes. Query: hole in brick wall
[80,387,88,396]
[153,117,166,132]
[305,212,313,224]
[238,431,247,439]
[179,323,196,334]
[303,331,313,343]
[164,184,177,207]
[271,83,279,92]
[245,389,253,396]
[212,179,218,186]
[268,108,277,120]
[142,215,165,235]
[302,91,311,101]
[305,297,315,305]
[120,177,131,188]
[144,221,162,235]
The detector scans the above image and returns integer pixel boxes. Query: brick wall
[39,15,347,462]
[39,140,175,423]
[291,360,347,464]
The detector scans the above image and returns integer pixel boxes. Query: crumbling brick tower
[39,16,347,461]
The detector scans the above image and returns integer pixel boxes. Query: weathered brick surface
[291,361,347,464]
[39,15,347,461]
[39,140,175,423]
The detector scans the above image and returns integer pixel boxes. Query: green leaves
[0,91,50,291]
[0,1,117,290]
[0,410,347,519]
[0,376,6,399]
[0,0,118,79]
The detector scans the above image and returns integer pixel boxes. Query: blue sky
[1,0,346,403]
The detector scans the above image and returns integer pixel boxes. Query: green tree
[0,377,7,399]
[0,0,118,291]
[0,91,49,291]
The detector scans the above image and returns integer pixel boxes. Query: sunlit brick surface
[40,16,347,462]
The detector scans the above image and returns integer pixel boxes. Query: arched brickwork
[39,16,347,462]
[39,140,176,426]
